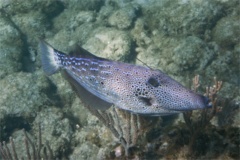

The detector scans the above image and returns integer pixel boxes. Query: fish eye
[147,77,160,87]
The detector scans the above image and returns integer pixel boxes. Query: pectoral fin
[62,70,112,110]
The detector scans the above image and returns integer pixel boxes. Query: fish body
[40,41,211,116]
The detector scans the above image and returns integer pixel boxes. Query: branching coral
[0,137,18,160]
[183,75,223,155]
[0,124,53,160]
[85,104,159,158]
[86,105,140,157]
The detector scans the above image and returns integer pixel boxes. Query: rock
[70,114,115,160]
[213,16,240,48]
[32,107,73,157]
[172,36,214,72]
[0,18,23,78]
[68,11,96,30]
[70,97,89,126]
[66,0,104,11]
[108,5,137,29]
[69,142,99,160]
[0,71,50,120]
[83,27,133,61]
[141,0,223,36]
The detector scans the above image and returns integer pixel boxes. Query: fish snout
[200,95,212,108]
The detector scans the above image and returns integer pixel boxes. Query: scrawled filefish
[39,41,211,116]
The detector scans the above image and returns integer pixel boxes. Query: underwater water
[0,0,239,159]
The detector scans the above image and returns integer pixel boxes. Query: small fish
[39,41,211,116]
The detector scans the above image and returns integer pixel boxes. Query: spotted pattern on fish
[40,41,211,116]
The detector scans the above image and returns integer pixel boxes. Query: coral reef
[0,0,239,159]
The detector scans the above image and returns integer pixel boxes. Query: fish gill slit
[139,97,152,106]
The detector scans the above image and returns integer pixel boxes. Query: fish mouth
[201,95,212,108]
[206,101,212,108]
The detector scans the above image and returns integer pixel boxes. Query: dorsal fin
[69,45,108,61]
[136,57,151,69]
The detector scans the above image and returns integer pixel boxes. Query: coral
[0,71,51,121]
[133,26,216,80]
[66,0,104,12]
[216,96,240,127]
[0,44,23,79]
[0,125,54,160]
[108,5,137,29]
[83,27,133,61]
[70,115,115,160]
[141,0,223,36]
[86,107,139,156]
[212,15,240,48]
[0,0,64,44]
[0,13,23,78]
[0,15,20,44]
[148,76,239,159]
[32,108,73,158]
[68,11,96,31]
[81,102,162,158]
[183,75,222,155]
[172,36,215,72]
[11,11,48,43]
[69,142,99,160]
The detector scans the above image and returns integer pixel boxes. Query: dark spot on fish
[139,97,152,106]
[147,77,160,87]
[101,82,104,85]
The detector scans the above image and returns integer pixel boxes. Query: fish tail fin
[39,40,64,76]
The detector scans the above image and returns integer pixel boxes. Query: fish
[39,40,212,116]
